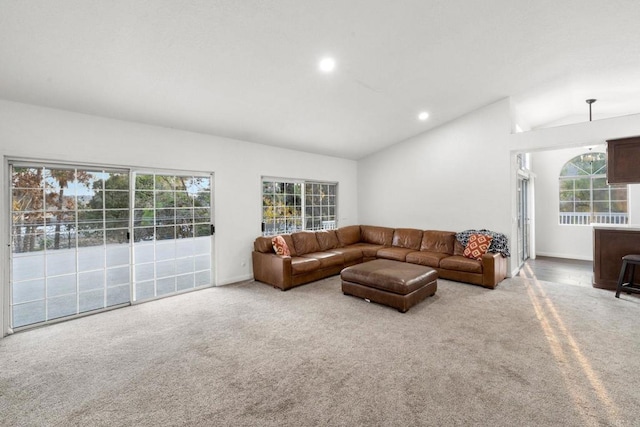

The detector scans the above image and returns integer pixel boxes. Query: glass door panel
[517,177,530,266]
[10,165,131,329]
[132,173,212,301]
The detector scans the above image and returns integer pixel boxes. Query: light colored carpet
[1,275,639,426]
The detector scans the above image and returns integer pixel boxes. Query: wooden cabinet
[607,136,640,184]
[593,227,640,290]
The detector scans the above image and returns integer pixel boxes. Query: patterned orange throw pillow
[271,235,291,257]
[463,234,493,260]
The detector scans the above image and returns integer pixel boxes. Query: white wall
[0,100,358,335]
[358,99,513,252]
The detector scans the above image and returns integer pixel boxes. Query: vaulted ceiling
[2,0,639,159]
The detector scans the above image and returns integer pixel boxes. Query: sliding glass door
[9,163,214,330]
[10,165,131,328]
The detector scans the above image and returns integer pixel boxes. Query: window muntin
[262,179,337,236]
[558,153,628,225]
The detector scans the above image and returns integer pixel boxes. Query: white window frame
[261,177,337,236]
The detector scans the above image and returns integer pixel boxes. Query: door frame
[516,167,536,267]
[517,173,529,266]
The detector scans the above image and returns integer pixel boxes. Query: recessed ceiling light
[319,57,336,73]
[418,111,429,121]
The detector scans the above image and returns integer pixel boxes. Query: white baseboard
[217,274,253,286]
[535,251,593,261]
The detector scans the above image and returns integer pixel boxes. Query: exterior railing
[559,213,629,225]
[321,220,337,230]
[262,219,337,236]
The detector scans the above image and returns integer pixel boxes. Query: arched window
[559,152,628,225]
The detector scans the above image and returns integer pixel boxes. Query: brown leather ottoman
[341,259,437,312]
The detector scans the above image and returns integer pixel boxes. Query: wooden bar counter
[593,226,640,290]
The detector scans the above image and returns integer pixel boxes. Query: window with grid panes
[558,153,628,225]
[262,179,337,236]
[305,182,337,231]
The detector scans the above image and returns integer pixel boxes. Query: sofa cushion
[329,247,363,263]
[392,228,423,250]
[463,234,493,260]
[406,251,450,268]
[454,239,465,256]
[350,243,386,258]
[291,257,321,274]
[316,230,340,251]
[283,235,297,256]
[291,231,321,255]
[336,225,361,247]
[421,231,456,255]
[377,247,417,262]
[360,225,394,246]
[301,252,344,269]
[271,235,291,256]
[254,236,274,253]
[440,255,482,273]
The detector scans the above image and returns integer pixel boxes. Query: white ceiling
[2,0,640,159]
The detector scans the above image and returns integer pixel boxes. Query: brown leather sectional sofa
[252,225,508,291]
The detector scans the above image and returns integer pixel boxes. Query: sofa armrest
[252,251,292,290]
[481,252,508,289]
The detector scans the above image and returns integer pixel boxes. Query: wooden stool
[615,254,640,298]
